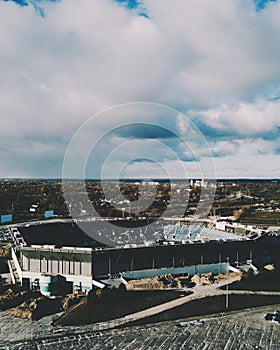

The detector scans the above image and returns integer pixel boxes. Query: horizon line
[0,177,279,181]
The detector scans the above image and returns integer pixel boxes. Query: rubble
[0,287,39,311]
[264,264,275,271]
[126,274,181,290]
[6,296,62,320]
[0,243,12,258]
[61,294,82,311]
[191,273,215,286]
[190,272,241,286]
[0,283,83,320]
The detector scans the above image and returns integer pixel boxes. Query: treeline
[0,179,278,224]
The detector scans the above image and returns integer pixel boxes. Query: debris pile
[0,287,38,311]
[6,293,83,321]
[191,273,215,286]
[264,264,275,271]
[126,274,180,290]
[6,296,62,320]
[0,243,12,258]
[61,294,82,311]
[0,283,83,320]
[190,272,241,286]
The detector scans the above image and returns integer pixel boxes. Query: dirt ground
[54,289,190,326]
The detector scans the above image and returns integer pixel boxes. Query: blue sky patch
[2,0,149,18]
[116,0,139,10]
[2,0,28,6]
[115,0,149,17]
[2,0,60,17]
[2,0,278,17]
[116,0,279,13]
[254,0,278,11]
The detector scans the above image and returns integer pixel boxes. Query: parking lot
[1,304,280,349]
[0,227,12,242]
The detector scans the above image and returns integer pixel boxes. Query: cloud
[210,140,239,158]
[195,99,280,138]
[145,0,280,105]
[0,0,280,178]
[114,124,175,139]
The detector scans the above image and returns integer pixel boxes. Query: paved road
[228,290,280,296]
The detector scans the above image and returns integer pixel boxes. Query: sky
[0,0,280,179]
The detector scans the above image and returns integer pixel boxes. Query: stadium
[6,218,279,294]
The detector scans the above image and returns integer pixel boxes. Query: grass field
[240,211,279,225]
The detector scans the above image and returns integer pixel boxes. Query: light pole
[108,257,111,277]
[226,256,229,309]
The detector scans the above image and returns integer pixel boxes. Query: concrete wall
[21,255,91,276]
[11,247,23,283]
[20,270,93,291]
[121,262,229,280]
[18,250,93,292]
[216,222,226,231]
[92,239,257,277]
